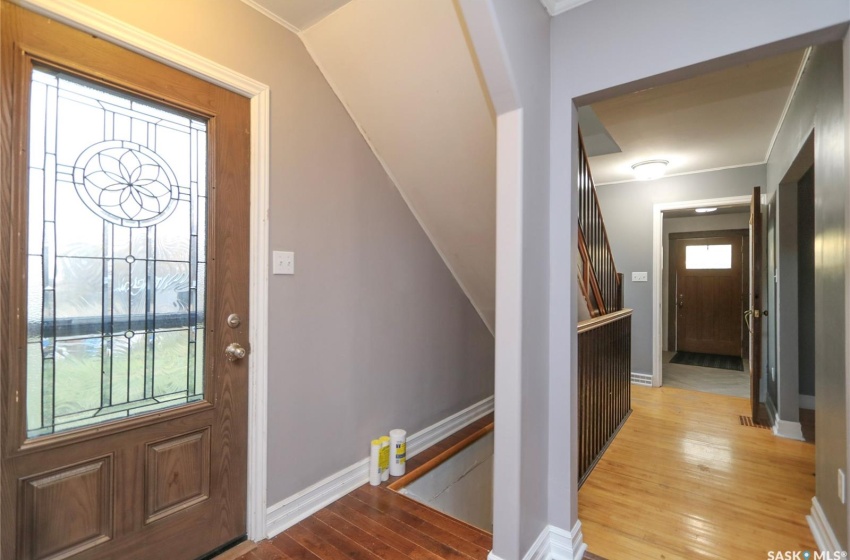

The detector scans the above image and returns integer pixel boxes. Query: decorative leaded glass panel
[26,67,208,438]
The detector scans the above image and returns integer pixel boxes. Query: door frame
[10,0,271,541]
[652,195,753,387]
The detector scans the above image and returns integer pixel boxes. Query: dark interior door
[1,4,250,559]
[675,235,743,356]
[749,187,763,421]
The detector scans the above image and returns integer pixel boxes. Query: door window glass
[26,67,207,438]
[685,244,732,270]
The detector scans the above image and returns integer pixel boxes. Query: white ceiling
[586,49,807,185]
[242,0,354,32]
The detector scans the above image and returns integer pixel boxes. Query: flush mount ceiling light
[631,160,668,181]
[695,207,718,213]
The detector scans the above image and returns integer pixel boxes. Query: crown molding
[540,0,595,17]
[240,0,301,34]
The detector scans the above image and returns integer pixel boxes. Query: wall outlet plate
[632,272,648,282]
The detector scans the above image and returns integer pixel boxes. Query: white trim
[596,161,765,187]
[406,396,494,457]
[239,0,301,34]
[807,497,845,553]
[772,417,805,441]
[539,0,595,17]
[800,394,816,410]
[630,372,653,386]
[520,523,549,560]
[298,38,494,334]
[265,395,495,538]
[13,0,272,541]
[652,195,752,388]
[515,522,587,560]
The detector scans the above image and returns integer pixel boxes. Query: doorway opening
[574,40,830,557]
[664,221,750,397]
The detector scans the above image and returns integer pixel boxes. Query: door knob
[225,342,247,362]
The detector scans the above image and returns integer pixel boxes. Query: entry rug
[670,351,744,371]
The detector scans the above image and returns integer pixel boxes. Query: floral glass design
[74,141,179,227]
[26,67,208,438]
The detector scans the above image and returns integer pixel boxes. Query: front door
[1,4,250,559]
[675,235,744,356]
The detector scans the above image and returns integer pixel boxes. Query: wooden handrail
[577,308,632,334]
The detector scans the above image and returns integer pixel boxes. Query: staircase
[576,131,632,485]
[577,134,624,317]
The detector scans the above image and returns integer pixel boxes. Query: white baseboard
[800,394,816,410]
[494,521,586,560]
[772,417,805,441]
[266,395,494,537]
[807,497,844,553]
[630,372,653,386]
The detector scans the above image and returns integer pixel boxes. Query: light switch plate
[273,251,294,275]
[632,272,648,282]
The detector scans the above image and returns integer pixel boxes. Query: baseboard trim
[266,396,494,537]
[505,521,586,560]
[772,417,805,441]
[807,497,844,553]
[799,394,816,410]
[630,372,652,387]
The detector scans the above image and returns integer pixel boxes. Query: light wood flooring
[579,385,816,559]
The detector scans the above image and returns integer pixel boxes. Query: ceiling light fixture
[695,207,718,213]
[631,160,668,181]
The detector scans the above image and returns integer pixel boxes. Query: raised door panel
[20,456,113,560]
[145,428,210,523]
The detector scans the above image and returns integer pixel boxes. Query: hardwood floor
[579,385,816,559]
[231,416,495,560]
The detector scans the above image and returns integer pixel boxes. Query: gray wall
[765,41,847,547]
[76,0,495,506]
[661,212,751,352]
[595,165,765,374]
[458,0,552,556]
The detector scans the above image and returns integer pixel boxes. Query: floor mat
[670,351,744,371]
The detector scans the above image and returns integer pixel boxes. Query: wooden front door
[749,187,763,421]
[0,4,251,559]
[674,235,744,356]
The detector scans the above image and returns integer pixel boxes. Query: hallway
[579,385,816,559]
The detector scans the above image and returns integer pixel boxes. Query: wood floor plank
[298,516,384,560]
[267,534,321,560]
[312,509,410,560]
[351,487,489,558]
[325,501,444,560]
[338,495,471,560]
[248,541,290,560]
[579,385,817,559]
[360,486,492,545]
[286,523,351,560]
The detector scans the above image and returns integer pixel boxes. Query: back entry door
[1,4,250,559]
[675,235,743,356]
